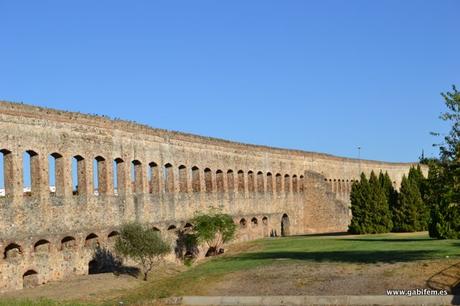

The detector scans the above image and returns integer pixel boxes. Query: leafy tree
[427,85,460,238]
[191,209,237,256]
[426,159,460,238]
[368,171,393,233]
[433,85,460,162]
[349,173,371,234]
[115,222,171,281]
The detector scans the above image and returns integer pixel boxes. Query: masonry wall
[0,101,421,292]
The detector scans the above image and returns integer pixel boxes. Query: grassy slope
[2,232,459,305]
[107,232,460,305]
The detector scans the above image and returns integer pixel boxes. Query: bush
[191,209,237,256]
[115,222,171,280]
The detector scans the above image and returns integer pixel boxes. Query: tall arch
[284,174,291,193]
[257,171,264,193]
[49,152,64,196]
[164,163,174,193]
[192,166,201,192]
[179,165,188,192]
[204,168,212,193]
[266,172,273,193]
[237,170,245,193]
[281,214,290,236]
[227,169,234,192]
[247,171,255,192]
[216,170,224,192]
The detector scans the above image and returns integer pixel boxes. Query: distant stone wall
[0,101,421,292]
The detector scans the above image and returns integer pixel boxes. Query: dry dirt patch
[204,259,458,296]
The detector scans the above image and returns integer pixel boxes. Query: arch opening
[281,214,290,237]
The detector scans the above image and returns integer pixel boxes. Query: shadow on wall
[88,247,139,277]
[227,250,436,264]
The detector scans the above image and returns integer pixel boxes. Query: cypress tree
[349,173,371,234]
[379,171,398,214]
[368,171,393,233]
[392,175,426,232]
[407,166,429,230]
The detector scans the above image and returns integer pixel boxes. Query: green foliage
[349,172,392,234]
[392,175,427,232]
[368,171,393,233]
[379,171,398,217]
[426,160,460,238]
[426,85,460,239]
[191,209,237,256]
[115,222,171,280]
[435,85,460,162]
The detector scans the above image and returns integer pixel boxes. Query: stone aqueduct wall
[0,101,420,292]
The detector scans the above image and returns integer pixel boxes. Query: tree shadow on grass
[337,238,435,242]
[296,232,349,237]
[227,250,437,264]
[89,247,140,277]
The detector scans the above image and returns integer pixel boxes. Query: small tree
[191,209,237,256]
[115,222,171,281]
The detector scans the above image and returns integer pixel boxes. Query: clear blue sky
[1,1,459,164]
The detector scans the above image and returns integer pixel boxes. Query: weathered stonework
[0,101,423,292]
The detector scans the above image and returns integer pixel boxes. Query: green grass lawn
[106,232,460,305]
[3,232,460,306]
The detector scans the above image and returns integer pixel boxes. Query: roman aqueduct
[0,101,419,292]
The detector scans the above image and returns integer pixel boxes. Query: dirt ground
[1,273,141,303]
[204,259,458,296]
[2,259,458,303]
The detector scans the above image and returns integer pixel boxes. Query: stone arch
[281,214,290,236]
[266,172,273,193]
[61,236,76,250]
[191,166,201,192]
[184,222,193,229]
[72,155,86,195]
[284,174,291,192]
[204,168,212,193]
[299,175,305,192]
[257,171,264,192]
[85,233,99,248]
[275,173,282,193]
[292,175,298,192]
[164,163,174,193]
[152,226,161,232]
[107,231,120,243]
[251,217,258,226]
[23,270,39,288]
[148,162,160,194]
[178,165,188,192]
[239,218,247,228]
[237,170,245,192]
[262,216,268,225]
[216,170,224,192]
[167,225,177,231]
[227,169,234,192]
[4,243,22,259]
[113,158,125,195]
[49,152,64,196]
[0,149,12,196]
[34,239,51,253]
[131,160,143,193]
[23,150,39,196]
[247,171,255,192]
[93,156,107,195]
